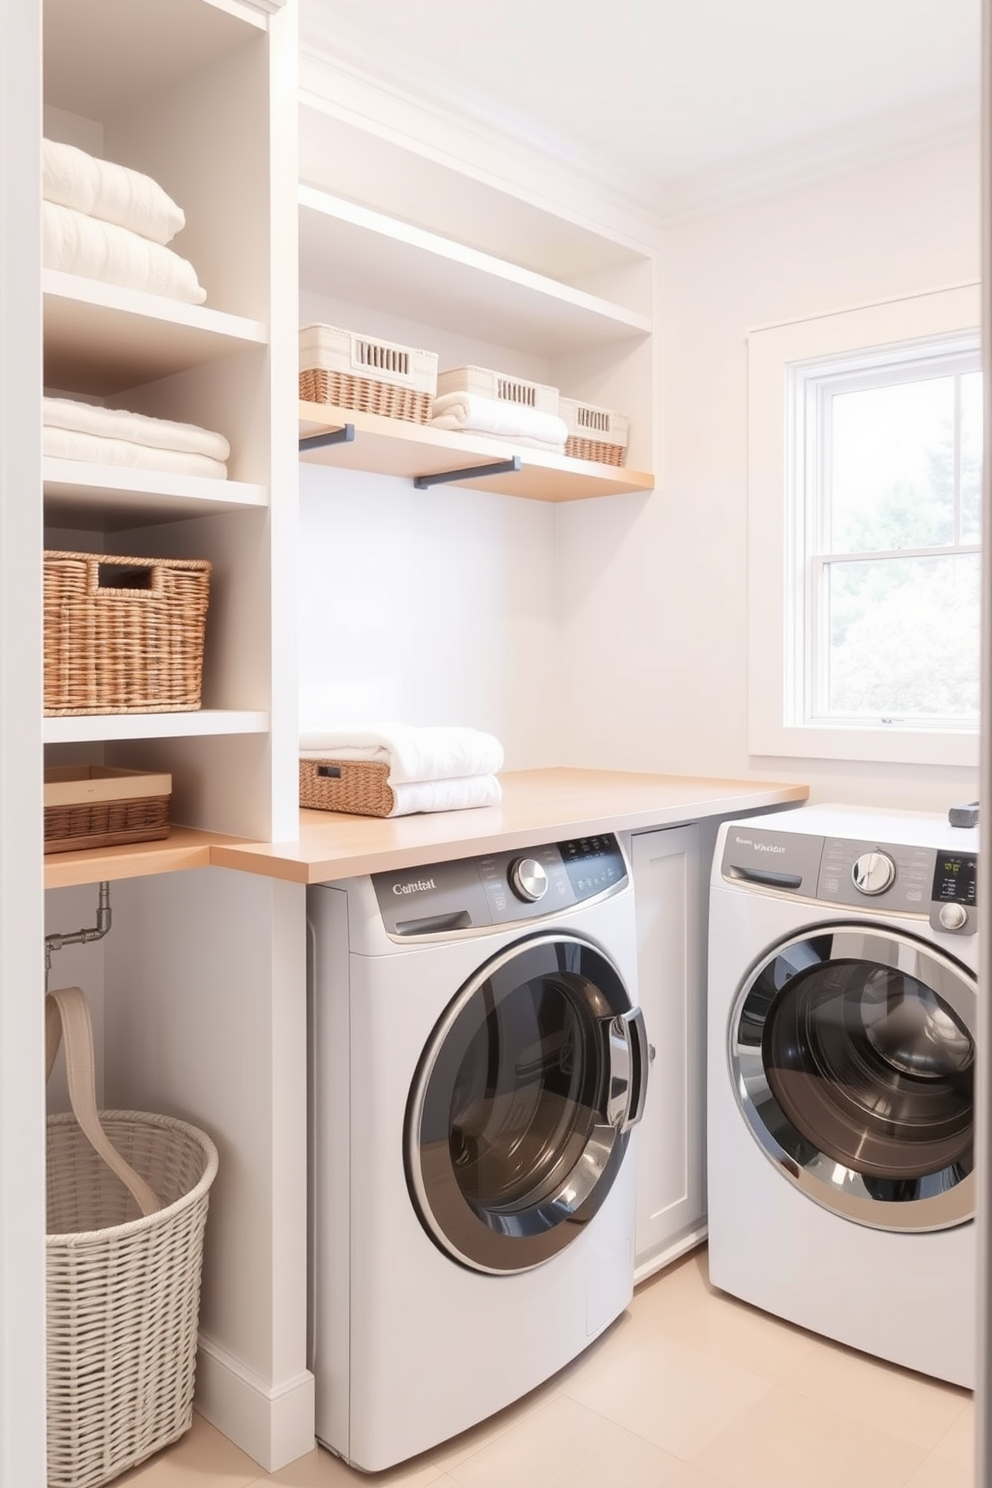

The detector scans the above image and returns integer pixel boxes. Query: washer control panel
[722,825,978,936]
[373,833,627,937]
[818,836,933,912]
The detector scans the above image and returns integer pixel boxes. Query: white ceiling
[299,0,980,217]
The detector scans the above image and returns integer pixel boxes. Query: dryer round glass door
[730,926,976,1231]
[406,933,648,1274]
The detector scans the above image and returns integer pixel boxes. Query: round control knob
[938,902,968,931]
[509,857,549,903]
[851,851,896,896]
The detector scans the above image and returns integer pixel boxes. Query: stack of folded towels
[43,137,206,304]
[299,723,504,817]
[43,396,230,480]
[429,392,568,454]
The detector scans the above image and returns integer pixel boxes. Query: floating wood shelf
[298,403,655,502]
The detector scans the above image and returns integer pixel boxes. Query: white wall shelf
[298,95,654,292]
[43,458,268,530]
[298,185,651,358]
[43,709,269,744]
[298,402,655,502]
[43,271,267,396]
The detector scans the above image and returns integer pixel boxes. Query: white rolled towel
[43,138,185,246]
[44,200,206,304]
[430,392,567,450]
[299,723,504,785]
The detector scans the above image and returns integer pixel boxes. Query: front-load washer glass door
[731,926,976,1231]
[406,933,648,1274]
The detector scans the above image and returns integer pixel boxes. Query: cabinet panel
[630,823,706,1277]
[0,2,45,1480]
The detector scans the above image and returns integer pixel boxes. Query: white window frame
[747,283,981,768]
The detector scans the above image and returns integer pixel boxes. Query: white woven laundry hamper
[45,986,218,1488]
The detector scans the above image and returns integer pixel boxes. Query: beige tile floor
[115,1246,974,1488]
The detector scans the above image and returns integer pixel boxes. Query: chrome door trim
[730,924,977,1232]
[406,932,644,1273]
[604,1008,649,1133]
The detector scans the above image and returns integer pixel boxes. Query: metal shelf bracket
[299,423,356,453]
[414,456,521,490]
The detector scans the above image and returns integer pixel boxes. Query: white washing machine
[708,804,978,1387]
[307,833,648,1472]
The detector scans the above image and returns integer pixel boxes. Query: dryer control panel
[373,834,627,938]
[722,827,978,936]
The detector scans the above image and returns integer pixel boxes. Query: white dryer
[708,804,978,1387]
[307,833,648,1471]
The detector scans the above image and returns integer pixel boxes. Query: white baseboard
[195,1333,316,1473]
[633,1222,708,1285]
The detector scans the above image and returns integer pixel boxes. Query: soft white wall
[44,885,108,1112]
[298,463,560,766]
[558,132,981,810]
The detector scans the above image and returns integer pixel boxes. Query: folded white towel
[386,775,502,817]
[44,201,206,304]
[43,397,230,461]
[44,426,228,480]
[299,723,504,785]
[43,138,185,246]
[430,392,567,449]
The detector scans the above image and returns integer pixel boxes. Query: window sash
[795,343,980,733]
[746,283,981,767]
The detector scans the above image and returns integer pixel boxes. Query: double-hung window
[747,285,982,767]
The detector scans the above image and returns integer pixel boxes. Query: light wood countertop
[44,825,234,890]
[208,769,810,885]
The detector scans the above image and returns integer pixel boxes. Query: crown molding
[298,37,664,247]
[299,18,978,233]
[657,89,979,225]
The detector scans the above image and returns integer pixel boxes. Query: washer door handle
[603,1007,649,1132]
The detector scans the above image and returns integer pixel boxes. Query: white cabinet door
[629,824,707,1277]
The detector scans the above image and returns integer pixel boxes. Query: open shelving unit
[297,104,658,486]
[41,0,298,847]
[14,3,312,1478]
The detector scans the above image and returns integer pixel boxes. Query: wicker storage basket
[299,323,438,424]
[435,365,560,417]
[46,986,218,1488]
[300,757,395,818]
[44,550,211,716]
[44,765,172,854]
[559,397,629,467]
